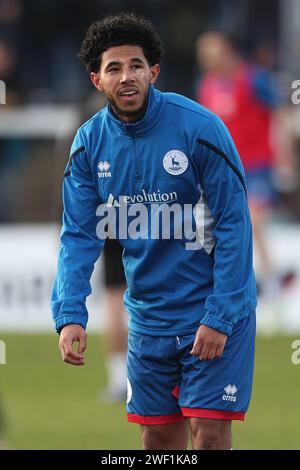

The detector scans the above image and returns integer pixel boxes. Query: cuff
[200,314,233,336]
[55,314,87,334]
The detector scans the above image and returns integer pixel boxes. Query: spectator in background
[196,32,295,297]
[0,37,27,222]
[0,398,8,449]
[251,39,298,198]
[0,0,24,103]
[0,40,20,105]
[82,91,127,403]
[101,239,127,403]
[0,0,23,47]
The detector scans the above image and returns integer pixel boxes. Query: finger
[215,346,224,358]
[207,348,216,360]
[62,336,84,359]
[60,338,72,358]
[78,334,87,355]
[64,356,85,366]
[65,348,84,361]
[59,340,69,362]
[61,340,84,361]
[63,346,85,365]
[59,342,66,361]
[191,341,203,356]
[190,334,202,356]
[199,344,209,360]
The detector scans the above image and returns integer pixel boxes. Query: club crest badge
[163,150,188,175]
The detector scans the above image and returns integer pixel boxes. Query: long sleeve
[51,130,104,333]
[196,114,257,336]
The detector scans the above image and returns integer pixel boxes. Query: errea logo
[98,161,111,178]
[222,384,237,402]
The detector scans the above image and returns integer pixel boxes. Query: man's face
[91,45,160,123]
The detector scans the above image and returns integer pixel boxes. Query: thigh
[127,331,184,425]
[177,312,256,421]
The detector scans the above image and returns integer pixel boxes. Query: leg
[246,167,277,291]
[101,239,127,401]
[250,202,272,275]
[177,316,255,450]
[141,421,189,450]
[127,332,185,446]
[105,284,127,354]
[250,202,283,298]
[103,285,127,399]
[189,418,231,450]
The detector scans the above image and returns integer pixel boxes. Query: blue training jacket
[51,86,257,337]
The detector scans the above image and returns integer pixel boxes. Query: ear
[90,72,103,92]
[150,64,160,85]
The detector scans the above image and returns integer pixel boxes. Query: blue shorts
[127,313,256,425]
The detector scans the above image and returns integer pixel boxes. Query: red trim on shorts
[127,412,184,425]
[181,408,245,421]
[172,385,180,398]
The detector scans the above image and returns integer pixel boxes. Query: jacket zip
[124,125,141,183]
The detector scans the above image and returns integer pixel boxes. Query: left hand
[191,325,227,360]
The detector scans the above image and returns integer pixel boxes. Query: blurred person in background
[0,0,24,104]
[0,397,8,449]
[0,39,20,105]
[196,32,296,298]
[252,39,298,200]
[101,239,127,403]
[82,92,127,403]
[0,37,27,222]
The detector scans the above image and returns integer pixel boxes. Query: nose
[120,66,135,83]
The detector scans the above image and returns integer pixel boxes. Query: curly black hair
[79,12,163,73]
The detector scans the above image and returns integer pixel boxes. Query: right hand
[190,325,227,361]
[59,324,87,366]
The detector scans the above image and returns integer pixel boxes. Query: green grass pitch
[0,333,299,449]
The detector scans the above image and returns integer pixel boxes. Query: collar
[105,85,166,137]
